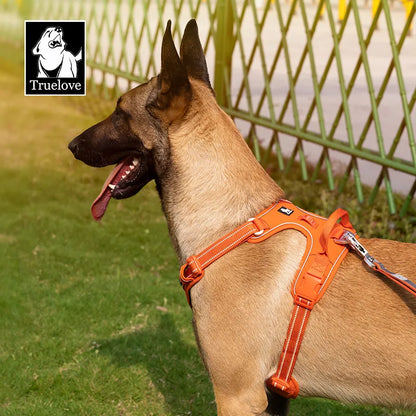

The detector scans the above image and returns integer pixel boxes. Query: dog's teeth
[125,170,130,175]
[132,159,139,166]
[129,165,134,170]
[122,175,126,179]
[108,184,115,190]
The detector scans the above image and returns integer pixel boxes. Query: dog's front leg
[212,384,289,416]
[213,382,269,416]
[194,316,274,416]
[194,304,290,416]
[265,391,290,416]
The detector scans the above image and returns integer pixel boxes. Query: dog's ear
[32,42,41,55]
[180,19,211,89]
[147,20,191,123]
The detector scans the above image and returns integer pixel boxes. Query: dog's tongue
[91,157,135,221]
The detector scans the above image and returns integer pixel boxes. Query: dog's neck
[158,80,284,261]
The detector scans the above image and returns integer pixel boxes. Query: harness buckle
[267,375,299,399]
[180,255,204,283]
[294,295,314,310]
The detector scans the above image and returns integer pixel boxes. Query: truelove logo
[278,206,294,216]
[25,20,86,96]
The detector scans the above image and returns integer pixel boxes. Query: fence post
[214,0,234,107]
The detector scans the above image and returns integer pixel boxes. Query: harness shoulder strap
[180,214,270,306]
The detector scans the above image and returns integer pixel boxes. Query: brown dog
[68,20,416,416]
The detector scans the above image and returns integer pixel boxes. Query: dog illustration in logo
[32,26,82,78]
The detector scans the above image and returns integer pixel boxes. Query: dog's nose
[68,138,78,155]
[56,27,63,33]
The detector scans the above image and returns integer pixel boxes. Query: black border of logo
[24,20,86,96]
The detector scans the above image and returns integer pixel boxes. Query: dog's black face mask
[68,19,211,220]
[68,79,160,220]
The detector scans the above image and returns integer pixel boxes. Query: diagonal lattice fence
[2,0,415,215]
[221,0,416,216]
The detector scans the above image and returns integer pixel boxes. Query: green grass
[0,51,414,416]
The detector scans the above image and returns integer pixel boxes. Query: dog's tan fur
[69,20,416,416]
[162,78,416,414]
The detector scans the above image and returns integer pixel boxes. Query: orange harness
[179,200,416,399]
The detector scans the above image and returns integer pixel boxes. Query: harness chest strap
[180,200,356,398]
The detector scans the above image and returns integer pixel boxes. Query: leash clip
[335,231,375,268]
[337,231,416,295]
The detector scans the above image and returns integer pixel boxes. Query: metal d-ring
[248,217,265,236]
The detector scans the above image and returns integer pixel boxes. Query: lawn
[0,53,414,415]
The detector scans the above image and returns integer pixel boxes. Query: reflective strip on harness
[180,216,270,305]
[267,303,309,398]
[180,200,357,399]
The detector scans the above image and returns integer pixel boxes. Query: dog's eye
[112,108,130,130]
[114,107,123,119]
[114,105,131,120]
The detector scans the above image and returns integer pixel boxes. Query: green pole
[214,0,234,107]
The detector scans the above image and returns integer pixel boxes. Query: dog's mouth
[48,34,62,49]
[91,156,143,221]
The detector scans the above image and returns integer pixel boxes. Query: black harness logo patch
[278,206,294,216]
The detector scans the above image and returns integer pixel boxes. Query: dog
[68,20,416,416]
[32,26,82,78]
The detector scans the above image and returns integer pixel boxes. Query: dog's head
[68,20,211,220]
[33,27,66,64]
